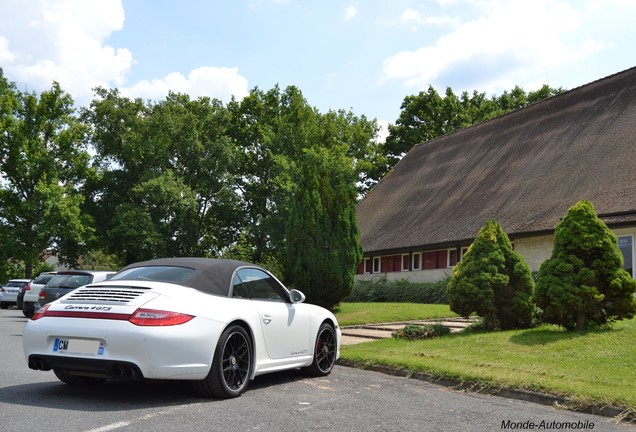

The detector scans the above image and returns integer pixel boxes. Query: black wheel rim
[222,331,251,391]
[315,326,336,373]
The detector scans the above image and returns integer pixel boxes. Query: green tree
[227,85,380,265]
[284,146,362,310]
[448,220,535,330]
[535,200,636,330]
[227,85,316,265]
[83,89,240,264]
[0,70,94,277]
[383,84,564,166]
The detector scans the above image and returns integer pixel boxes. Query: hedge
[344,276,449,304]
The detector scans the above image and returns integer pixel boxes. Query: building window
[423,250,448,269]
[449,249,458,267]
[381,255,402,273]
[618,235,634,278]
[412,252,422,270]
[401,254,410,271]
[363,257,371,274]
[373,257,381,273]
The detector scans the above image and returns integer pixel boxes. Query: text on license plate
[53,338,104,356]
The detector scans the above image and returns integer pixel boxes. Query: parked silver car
[22,272,57,318]
[1,279,31,309]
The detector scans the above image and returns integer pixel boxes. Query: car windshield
[33,275,55,285]
[47,274,93,289]
[6,281,27,287]
[110,266,196,283]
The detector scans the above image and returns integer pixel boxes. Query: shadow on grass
[508,325,616,346]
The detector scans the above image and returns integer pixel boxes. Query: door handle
[262,314,272,324]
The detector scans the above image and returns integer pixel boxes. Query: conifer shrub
[447,220,535,330]
[535,200,636,330]
[284,147,362,310]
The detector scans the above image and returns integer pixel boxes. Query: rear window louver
[66,285,152,304]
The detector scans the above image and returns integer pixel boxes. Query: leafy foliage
[535,200,636,330]
[284,146,362,310]
[0,69,94,277]
[344,277,449,304]
[383,84,564,166]
[82,89,241,264]
[448,220,535,330]
[226,85,382,265]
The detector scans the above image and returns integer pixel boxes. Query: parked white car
[22,272,57,318]
[23,258,340,398]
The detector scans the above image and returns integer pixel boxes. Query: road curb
[336,359,634,423]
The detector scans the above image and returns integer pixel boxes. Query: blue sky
[1,0,635,139]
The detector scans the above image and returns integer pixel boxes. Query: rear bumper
[23,315,224,380]
[28,355,143,379]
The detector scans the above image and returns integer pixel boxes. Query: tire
[53,369,106,385]
[193,325,252,398]
[23,303,34,318]
[303,322,337,377]
[0,302,9,310]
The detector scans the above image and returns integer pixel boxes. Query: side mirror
[289,289,306,304]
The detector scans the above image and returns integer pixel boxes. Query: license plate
[53,338,105,356]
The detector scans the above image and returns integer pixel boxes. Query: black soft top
[116,257,256,297]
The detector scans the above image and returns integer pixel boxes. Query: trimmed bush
[345,276,449,304]
[535,200,636,330]
[448,220,535,330]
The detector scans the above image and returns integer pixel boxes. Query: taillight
[26,283,31,291]
[39,291,46,300]
[128,309,194,326]
[31,305,50,320]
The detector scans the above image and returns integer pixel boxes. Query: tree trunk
[25,260,33,279]
[575,311,586,331]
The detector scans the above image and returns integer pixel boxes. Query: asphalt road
[1,308,633,432]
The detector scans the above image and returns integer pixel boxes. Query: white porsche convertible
[23,258,340,398]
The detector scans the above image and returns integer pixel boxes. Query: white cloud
[382,0,608,91]
[399,7,459,29]
[122,67,249,104]
[0,0,131,103]
[0,0,249,106]
[375,119,390,143]
[345,5,358,20]
[0,37,15,63]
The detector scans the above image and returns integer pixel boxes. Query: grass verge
[339,315,636,412]
[334,302,457,326]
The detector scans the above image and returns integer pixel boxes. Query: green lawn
[336,303,636,411]
[334,302,457,326]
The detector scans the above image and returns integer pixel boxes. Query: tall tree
[226,85,317,265]
[383,84,564,166]
[535,200,636,330]
[83,89,240,264]
[226,85,381,266]
[0,71,94,277]
[284,146,362,310]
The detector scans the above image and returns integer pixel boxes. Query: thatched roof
[357,67,636,254]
